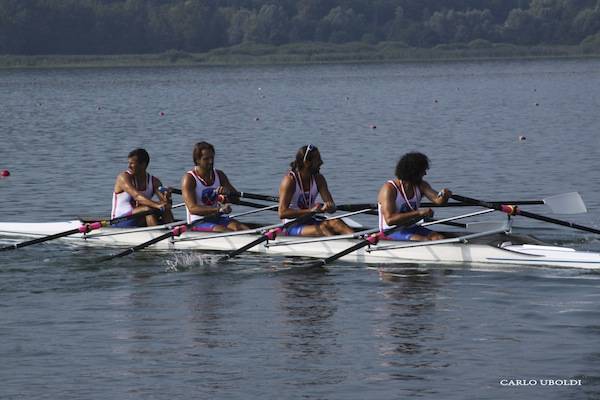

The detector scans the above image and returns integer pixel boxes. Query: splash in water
[164,252,221,272]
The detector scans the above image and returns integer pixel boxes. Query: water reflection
[276,271,347,386]
[278,272,338,357]
[373,266,452,380]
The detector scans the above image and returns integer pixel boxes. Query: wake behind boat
[1,218,599,269]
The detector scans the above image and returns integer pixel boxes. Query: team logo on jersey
[296,193,316,209]
[201,188,218,205]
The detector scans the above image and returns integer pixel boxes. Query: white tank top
[283,170,319,223]
[378,180,421,230]
[111,171,155,218]
[186,168,221,223]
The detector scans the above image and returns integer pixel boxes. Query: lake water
[1,59,600,399]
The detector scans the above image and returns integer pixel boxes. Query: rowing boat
[1,219,599,269]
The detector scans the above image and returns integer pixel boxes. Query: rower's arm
[181,174,222,216]
[420,181,452,205]
[315,174,336,213]
[378,182,429,226]
[117,173,164,210]
[216,170,238,197]
[278,175,312,219]
[152,176,171,204]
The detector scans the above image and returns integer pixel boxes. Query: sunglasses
[303,144,315,162]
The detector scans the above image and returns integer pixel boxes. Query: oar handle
[160,188,274,213]
[167,188,279,206]
[451,194,501,210]
[106,208,159,226]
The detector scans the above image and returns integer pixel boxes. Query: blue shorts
[112,213,140,228]
[284,217,323,236]
[191,215,232,232]
[383,226,433,241]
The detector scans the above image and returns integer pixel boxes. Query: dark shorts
[112,213,139,228]
[383,225,433,241]
[190,215,232,232]
[284,216,324,236]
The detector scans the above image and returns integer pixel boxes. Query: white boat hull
[1,221,599,269]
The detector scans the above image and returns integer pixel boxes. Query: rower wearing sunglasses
[278,144,354,236]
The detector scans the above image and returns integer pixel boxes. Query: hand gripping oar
[0,208,167,252]
[451,193,600,235]
[217,213,317,262]
[167,187,279,204]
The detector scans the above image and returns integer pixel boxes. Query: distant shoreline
[2,41,599,69]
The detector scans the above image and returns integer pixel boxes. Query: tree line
[2,0,600,55]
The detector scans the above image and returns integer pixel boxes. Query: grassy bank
[2,41,600,69]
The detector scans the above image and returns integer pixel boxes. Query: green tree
[246,4,290,44]
[321,6,365,42]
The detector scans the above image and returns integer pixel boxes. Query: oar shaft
[451,194,600,236]
[219,213,317,261]
[336,201,545,211]
[232,199,277,210]
[236,191,279,203]
[173,188,546,209]
[101,231,174,261]
[517,209,600,235]
[0,227,80,251]
[319,240,369,266]
[422,200,544,207]
[0,204,177,252]
[303,224,404,268]
[169,188,276,211]
[221,235,268,260]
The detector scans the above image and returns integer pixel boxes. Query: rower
[278,144,353,236]
[112,148,173,227]
[181,142,248,232]
[377,152,452,241]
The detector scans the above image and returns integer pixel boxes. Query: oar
[371,222,510,251]
[217,213,317,262]
[166,188,277,211]
[0,207,171,252]
[300,208,498,269]
[167,188,280,204]
[451,194,600,235]
[168,188,367,227]
[232,192,469,227]
[100,202,279,261]
[228,191,584,229]
[231,198,278,210]
[100,223,191,262]
[174,188,583,214]
[301,224,405,269]
[334,192,586,213]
